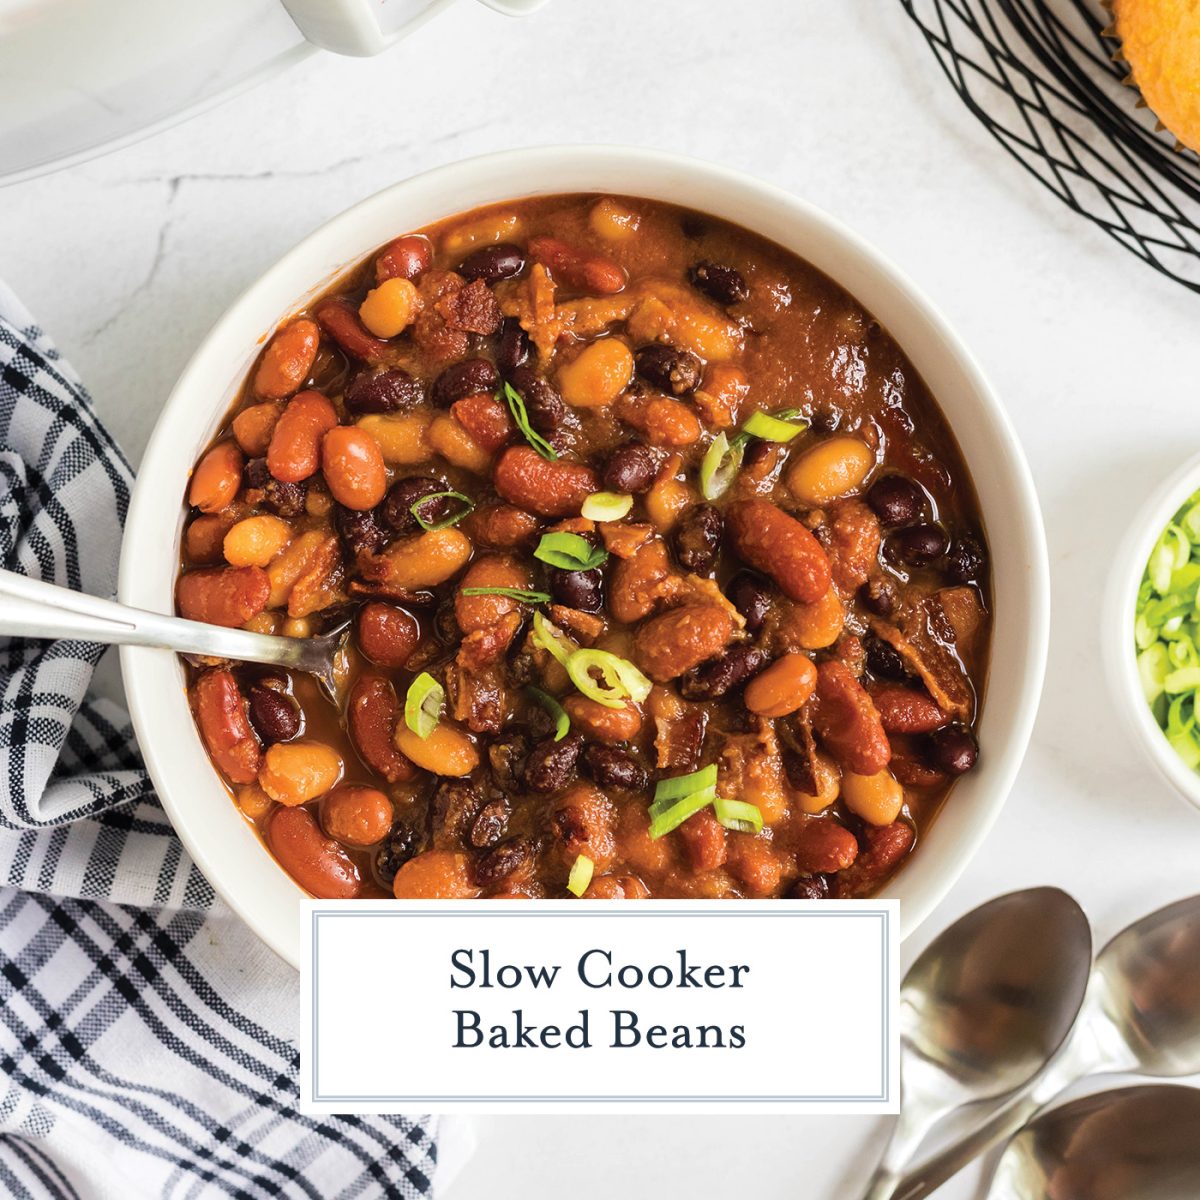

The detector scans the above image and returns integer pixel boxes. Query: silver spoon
[985,1084,1200,1200]
[0,568,350,699]
[860,887,1093,1200]
[894,893,1200,1200]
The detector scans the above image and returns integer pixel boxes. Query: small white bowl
[118,145,1050,967]
[1104,450,1200,810]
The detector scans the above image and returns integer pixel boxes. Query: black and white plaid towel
[0,282,451,1198]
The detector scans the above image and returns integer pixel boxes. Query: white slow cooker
[0,0,546,186]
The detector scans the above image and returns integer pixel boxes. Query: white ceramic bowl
[119,145,1050,967]
[1104,450,1200,810]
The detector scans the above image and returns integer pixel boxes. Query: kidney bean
[551,567,603,613]
[246,682,301,744]
[563,695,642,744]
[431,357,500,408]
[314,299,390,363]
[185,514,235,565]
[335,504,388,555]
[189,441,243,513]
[724,570,772,632]
[374,824,420,886]
[678,644,766,700]
[603,441,658,494]
[452,393,514,454]
[744,652,818,717]
[860,577,899,618]
[925,724,978,775]
[727,499,832,604]
[793,819,860,874]
[321,785,393,848]
[357,602,420,667]
[495,316,532,377]
[633,603,736,682]
[379,475,449,535]
[886,523,950,567]
[493,446,598,517]
[812,660,891,775]
[267,390,338,483]
[871,684,946,734]
[254,319,320,399]
[459,242,526,283]
[529,236,627,294]
[688,260,749,306]
[788,875,830,900]
[321,426,387,510]
[463,502,540,549]
[191,669,262,783]
[634,344,703,396]
[375,234,433,283]
[944,533,986,584]
[673,503,723,576]
[582,743,647,790]
[345,367,423,414]
[866,474,927,527]
[470,796,510,849]
[393,849,481,899]
[267,807,362,899]
[348,675,416,783]
[474,837,536,890]
[524,733,584,793]
[177,566,270,628]
[831,821,915,898]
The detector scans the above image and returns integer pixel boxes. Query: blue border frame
[309,908,891,1104]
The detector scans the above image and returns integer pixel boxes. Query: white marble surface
[4,0,1200,1195]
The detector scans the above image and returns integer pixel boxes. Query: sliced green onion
[581,492,633,522]
[534,531,608,571]
[501,380,558,461]
[404,671,444,739]
[740,410,808,443]
[565,648,651,709]
[461,586,551,603]
[410,490,474,532]
[531,612,578,667]
[527,686,570,741]
[648,791,715,840]
[713,797,764,834]
[653,764,718,805]
[567,854,594,897]
[699,432,742,501]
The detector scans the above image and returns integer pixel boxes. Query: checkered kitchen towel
[0,282,447,1198]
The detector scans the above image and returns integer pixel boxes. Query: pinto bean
[189,441,243,513]
[452,393,514,454]
[267,391,338,483]
[812,660,891,775]
[744,652,817,717]
[793,819,860,874]
[557,339,634,408]
[392,849,481,899]
[348,676,416,783]
[462,502,541,549]
[493,446,598,517]
[191,669,262,783]
[321,785,393,847]
[357,602,420,668]
[254,319,320,399]
[321,426,387,510]
[376,234,432,282]
[529,236,627,294]
[787,436,875,507]
[455,554,530,632]
[633,604,736,682]
[871,685,946,734]
[563,695,643,743]
[618,393,701,446]
[395,722,479,777]
[177,566,269,628]
[727,498,832,603]
[267,807,362,899]
[373,528,473,589]
[232,402,285,456]
[258,741,342,806]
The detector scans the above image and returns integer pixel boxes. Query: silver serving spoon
[894,893,1200,1200]
[985,1084,1200,1200]
[0,568,350,699]
[860,888,1093,1200]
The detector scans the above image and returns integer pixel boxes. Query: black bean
[944,533,986,584]
[430,780,483,850]
[344,367,424,414]
[246,458,307,518]
[459,242,526,284]
[509,364,568,437]
[788,876,830,900]
[523,733,584,793]
[335,504,388,555]
[246,683,301,744]
[469,797,510,849]
[551,567,603,613]
[866,475,926,528]
[583,744,648,791]
[886,523,950,567]
[678,645,767,701]
[495,316,532,377]
[634,344,703,396]
[725,570,772,633]
[603,441,658,494]
[431,357,499,408]
[473,836,535,889]
[925,725,978,775]
[860,577,899,618]
[864,634,908,681]
[488,735,529,791]
[380,475,451,535]
[782,749,816,794]
[673,503,723,576]
[374,824,420,886]
[688,259,749,306]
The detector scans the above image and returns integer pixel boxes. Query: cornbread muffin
[1109,0,1200,154]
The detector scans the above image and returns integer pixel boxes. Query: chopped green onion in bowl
[501,380,558,461]
[740,409,807,443]
[700,432,742,500]
[534,531,608,571]
[713,797,764,834]
[527,686,570,741]
[531,612,578,666]
[410,490,474,531]
[565,648,651,709]
[567,854,594,897]
[460,586,551,603]
[581,492,633,522]
[404,671,444,739]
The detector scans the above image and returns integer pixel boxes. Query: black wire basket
[900,0,1200,293]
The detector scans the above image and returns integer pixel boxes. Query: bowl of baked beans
[118,146,1049,965]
